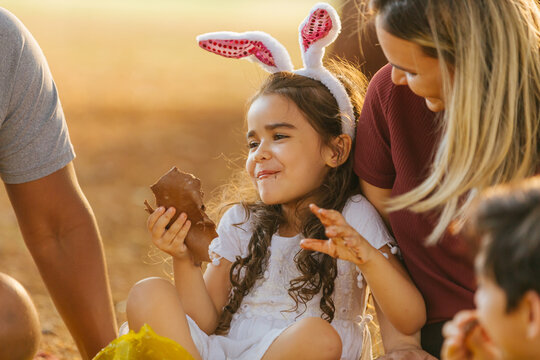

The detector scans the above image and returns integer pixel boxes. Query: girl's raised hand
[147,206,192,261]
[300,204,377,265]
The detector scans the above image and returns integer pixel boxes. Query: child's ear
[324,134,352,168]
[524,290,540,340]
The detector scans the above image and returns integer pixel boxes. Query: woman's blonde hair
[370,0,540,243]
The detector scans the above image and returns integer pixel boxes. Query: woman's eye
[274,133,288,140]
[247,141,259,149]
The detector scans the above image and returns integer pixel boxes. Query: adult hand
[441,310,501,360]
[300,203,378,266]
[147,206,192,261]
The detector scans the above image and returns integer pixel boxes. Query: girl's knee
[127,277,176,314]
[297,317,342,359]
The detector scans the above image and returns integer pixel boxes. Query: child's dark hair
[214,59,367,334]
[471,176,540,312]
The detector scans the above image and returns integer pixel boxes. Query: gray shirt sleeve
[0,8,75,184]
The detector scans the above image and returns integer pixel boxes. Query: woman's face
[375,16,447,112]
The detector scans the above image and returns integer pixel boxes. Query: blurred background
[0,0,371,358]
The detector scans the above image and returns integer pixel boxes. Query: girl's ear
[325,134,352,168]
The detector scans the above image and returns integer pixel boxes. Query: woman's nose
[391,67,408,85]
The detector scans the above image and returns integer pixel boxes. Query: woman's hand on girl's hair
[300,204,378,266]
[147,206,192,261]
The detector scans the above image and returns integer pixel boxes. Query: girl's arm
[300,204,426,335]
[375,300,437,360]
[363,244,426,334]
[148,207,232,334]
[171,258,232,334]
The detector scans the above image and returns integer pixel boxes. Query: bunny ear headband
[196,2,355,139]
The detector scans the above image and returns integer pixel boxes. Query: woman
[354,0,539,357]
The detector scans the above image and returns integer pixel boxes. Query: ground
[0,1,383,358]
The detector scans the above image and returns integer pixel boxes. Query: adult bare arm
[4,163,117,359]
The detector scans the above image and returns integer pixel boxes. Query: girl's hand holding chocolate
[147,206,192,261]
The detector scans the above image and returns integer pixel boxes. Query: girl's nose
[391,67,408,86]
[254,143,271,161]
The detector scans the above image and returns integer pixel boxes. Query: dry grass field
[0,1,382,358]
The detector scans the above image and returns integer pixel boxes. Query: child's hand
[441,310,501,360]
[147,206,192,261]
[299,204,377,265]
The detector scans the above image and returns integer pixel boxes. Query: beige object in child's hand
[144,167,217,265]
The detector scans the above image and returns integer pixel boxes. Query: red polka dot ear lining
[195,2,356,139]
[301,9,332,52]
[199,40,276,67]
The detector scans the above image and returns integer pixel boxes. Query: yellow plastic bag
[93,324,196,360]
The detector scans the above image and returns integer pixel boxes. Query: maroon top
[354,64,476,324]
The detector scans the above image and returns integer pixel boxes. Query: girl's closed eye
[247,140,259,149]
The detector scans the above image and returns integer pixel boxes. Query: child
[125,3,425,360]
[441,176,540,360]
[0,273,41,360]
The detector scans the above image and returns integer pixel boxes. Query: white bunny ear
[298,3,341,69]
[294,3,355,139]
[197,31,294,73]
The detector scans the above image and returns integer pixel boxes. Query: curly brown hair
[214,60,367,334]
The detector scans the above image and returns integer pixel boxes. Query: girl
[352,0,540,355]
[126,4,425,360]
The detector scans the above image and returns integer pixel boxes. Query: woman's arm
[360,179,392,224]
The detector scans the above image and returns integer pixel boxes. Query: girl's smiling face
[245,94,335,208]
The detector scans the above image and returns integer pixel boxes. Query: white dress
[186,194,395,360]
